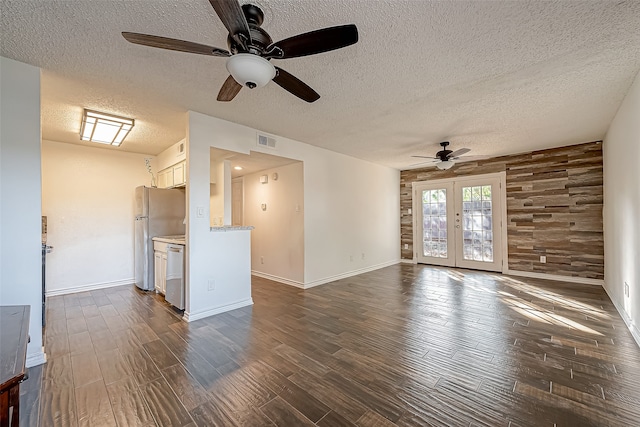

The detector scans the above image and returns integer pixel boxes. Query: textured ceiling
[2,0,640,169]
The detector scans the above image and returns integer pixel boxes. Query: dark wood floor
[21,264,640,426]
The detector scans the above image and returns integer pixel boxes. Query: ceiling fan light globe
[436,160,455,170]
[226,54,275,89]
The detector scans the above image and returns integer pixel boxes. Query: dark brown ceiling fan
[411,141,472,170]
[122,0,358,103]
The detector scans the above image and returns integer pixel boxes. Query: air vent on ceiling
[257,133,277,149]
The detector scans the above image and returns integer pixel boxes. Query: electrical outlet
[260,256,264,265]
[408,208,412,215]
[349,255,354,262]
[404,244,409,250]
[540,255,546,264]
[208,279,215,291]
[625,282,630,297]
[361,253,365,260]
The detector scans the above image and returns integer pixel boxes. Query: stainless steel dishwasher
[164,244,185,309]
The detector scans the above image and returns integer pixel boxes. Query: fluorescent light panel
[80,109,134,146]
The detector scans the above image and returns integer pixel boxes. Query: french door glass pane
[461,185,493,262]
[422,189,447,258]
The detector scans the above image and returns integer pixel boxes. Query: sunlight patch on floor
[502,296,603,336]
[496,275,609,320]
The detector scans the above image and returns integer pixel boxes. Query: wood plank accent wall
[400,141,603,280]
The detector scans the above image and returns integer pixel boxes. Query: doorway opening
[209,148,304,284]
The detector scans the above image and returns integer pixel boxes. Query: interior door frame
[412,171,508,273]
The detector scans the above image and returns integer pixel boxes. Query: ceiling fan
[411,141,471,170]
[121,0,358,103]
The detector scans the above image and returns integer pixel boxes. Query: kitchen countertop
[210,226,254,232]
[152,235,186,245]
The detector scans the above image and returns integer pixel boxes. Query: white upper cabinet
[157,160,185,189]
[155,138,187,189]
[173,161,185,187]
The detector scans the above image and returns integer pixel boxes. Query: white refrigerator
[134,186,185,291]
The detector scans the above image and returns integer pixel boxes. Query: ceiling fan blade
[272,67,320,103]
[208,0,251,47]
[268,24,358,59]
[217,75,242,102]
[447,148,471,158]
[411,155,438,160]
[122,32,230,57]
[409,160,440,167]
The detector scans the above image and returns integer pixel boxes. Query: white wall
[188,111,401,288]
[244,162,305,286]
[603,69,640,345]
[185,115,253,321]
[41,140,156,295]
[209,158,231,226]
[0,57,45,366]
[157,138,186,170]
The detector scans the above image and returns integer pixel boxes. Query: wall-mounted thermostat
[260,175,268,184]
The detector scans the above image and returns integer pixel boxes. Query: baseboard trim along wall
[183,298,254,322]
[46,279,134,297]
[303,260,401,289]
[602,286,640,349]
[404,263,604,287]
[251,271,305,289]
[26,348,47,368]
[504,269,604,287]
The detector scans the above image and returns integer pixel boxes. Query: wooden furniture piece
[0,306,30,427]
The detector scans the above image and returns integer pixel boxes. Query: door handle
[455,225,461,228]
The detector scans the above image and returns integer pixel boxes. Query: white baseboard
[251,271,305,289]
[504,269,604,287]
[602,285,640,349]
[302,259,401,289]
[26,348,47,367]
[183,298,253,322]
[46,278,134,296]
[630,323,640,347]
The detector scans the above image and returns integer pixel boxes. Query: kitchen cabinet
[154,246,167,294]
[173,161,186,187]
[157,160,185,189]
[153,237,185,309]
[157,168,174,189]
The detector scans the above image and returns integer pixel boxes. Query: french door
[413,172,505,272]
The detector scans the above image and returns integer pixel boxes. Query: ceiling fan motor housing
[436,141,452,160]
[228,4,273,56]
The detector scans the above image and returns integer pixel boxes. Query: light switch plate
[196,207,205,218]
